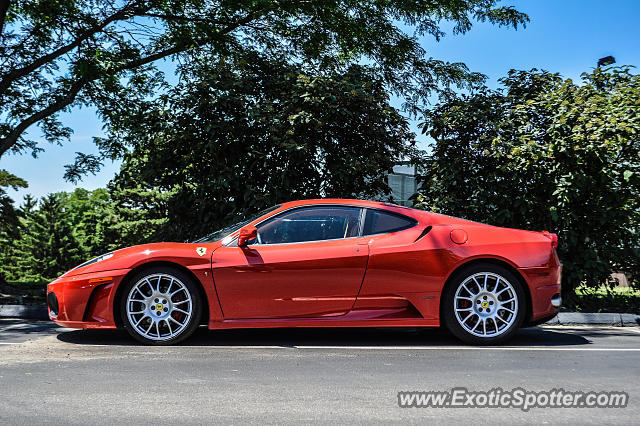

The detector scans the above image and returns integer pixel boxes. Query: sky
[2,0,640,202]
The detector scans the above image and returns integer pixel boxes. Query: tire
[120,267,202,345]
[441,263,526,345]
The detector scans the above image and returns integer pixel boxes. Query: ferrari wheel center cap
[149,296,171,317]
[474,293,497,316]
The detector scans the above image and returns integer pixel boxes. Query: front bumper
[47,269,129,329]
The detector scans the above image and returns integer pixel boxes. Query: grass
[574,285,640,314]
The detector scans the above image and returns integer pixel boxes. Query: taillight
[542,231,558,248]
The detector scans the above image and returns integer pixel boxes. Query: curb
[0,304,49,321]
[545,312,640,327]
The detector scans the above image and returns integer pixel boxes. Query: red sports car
[47,199,561,345]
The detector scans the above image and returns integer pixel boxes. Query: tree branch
[0,78,86,157]
[94,10,261,74]
[0,3,142,93]
[141,12,224,25]
[0,10,262,158]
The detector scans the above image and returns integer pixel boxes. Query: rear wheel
[442,264,526,345]
[120,267,202,345]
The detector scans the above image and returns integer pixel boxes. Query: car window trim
[246,205,364,246]
[224,203,419,247]
[361,207,419,237]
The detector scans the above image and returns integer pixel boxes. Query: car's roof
[281,198,405,209]
[278,199,427,219]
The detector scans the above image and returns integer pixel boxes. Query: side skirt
[209,308,440,330]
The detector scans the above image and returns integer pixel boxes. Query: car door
[211,205,369,319]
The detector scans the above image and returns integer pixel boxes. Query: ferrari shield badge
[196,247,207,257]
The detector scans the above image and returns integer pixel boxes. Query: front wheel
[442,264,526,345]
[120,267,202,345]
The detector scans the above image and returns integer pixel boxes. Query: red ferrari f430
[47,199,562,345]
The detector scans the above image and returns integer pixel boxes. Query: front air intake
[47,292,59,316]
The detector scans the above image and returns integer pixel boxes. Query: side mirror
[237,225,258,247]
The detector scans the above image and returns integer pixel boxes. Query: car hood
[60,241,224,278]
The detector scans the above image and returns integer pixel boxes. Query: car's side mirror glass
[237,225,258,247]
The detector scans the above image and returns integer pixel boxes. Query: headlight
[72,252,114,271]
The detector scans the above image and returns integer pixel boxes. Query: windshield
[191,205,281,243]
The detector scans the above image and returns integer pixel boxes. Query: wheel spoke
[134,314,149,327]
[491,317,499,332]
[155,321,160,338]
[144,278,154,293]
[461,283,475,296]
[483,274,488,291]
[165,319,173,336]
[173,299,191,305]
[471,277,481,292]
[174,307,190,315]
[144,320,154,336]
[471,317,482,332]
[499,307,515,314]
[496,287,510,296]
[169,316,185,327]
[500,298,516,305]
[133,287,146,299]
[493,277,500,292]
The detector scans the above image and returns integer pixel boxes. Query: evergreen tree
[7,194,84,281]
[0,171,27,281]
[65,188,119,257]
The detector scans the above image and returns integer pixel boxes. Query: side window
[256,206,362,244]
[362,209,417,236]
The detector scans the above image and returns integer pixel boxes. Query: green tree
[64,188,118,257]
[0,170,25,234]
[0,170,27,281]
[416,66,640,301]
[108,54,416,242]
[5,193,84,281]
[1,188,122,281]
[107,186,176,248]
[0,0,527,176]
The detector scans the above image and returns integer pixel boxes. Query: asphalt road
[1,320,639,425]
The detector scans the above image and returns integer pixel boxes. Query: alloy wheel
[125,273,193,341]
[453,272,519,338]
